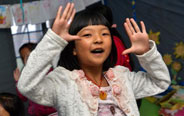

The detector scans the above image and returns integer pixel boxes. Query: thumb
[122,48,134,55]
[14,67,18,71]
[70,35,81,41]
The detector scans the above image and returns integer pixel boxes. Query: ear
[111,24,117,28]
[73,48,77,56]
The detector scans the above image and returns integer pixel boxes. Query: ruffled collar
[71,68,130,115]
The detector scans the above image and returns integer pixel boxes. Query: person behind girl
[17,3,170,116]
[0,92,25,116]
[86,3,133,70]
[13,43,57,116]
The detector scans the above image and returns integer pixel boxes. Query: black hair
[87,3,113,26]
[58,10,117,71]
[19,43,37,60]
[0,92,25,116]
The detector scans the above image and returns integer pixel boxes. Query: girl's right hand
[52,3,80,42]
[13,67,20,81]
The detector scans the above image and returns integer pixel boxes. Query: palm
[130,32,149,55]
[123,18,149,55]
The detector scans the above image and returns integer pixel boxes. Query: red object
[85,74,103,88]
[175,107,184,116]
[159,108,172,116]
[113,36,132,71]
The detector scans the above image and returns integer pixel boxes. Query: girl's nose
[94,34,103,44]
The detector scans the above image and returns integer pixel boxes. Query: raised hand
[13,67,20,81]
[123,18,149,55]
[52,3,80,42]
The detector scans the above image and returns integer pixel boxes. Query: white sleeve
[122,40,170,99]
[17,29,68,106]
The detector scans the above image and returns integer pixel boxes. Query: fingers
[13,69,16,75]
[130,18,140,32]
[71,35,81,40]
[56,6,62,20]
[67,8,75,26]
[58,3,75,26]
[14,67,19,73]
[70,9,76,23]
[13,67,20,81]
[62,3,74,20]
[122,48,134,55]
[66,3,74,20]
[124,18,146,34]
[61,3,70,19]
[124,22,132,38]
[140,21,147,33]
[56,3,75,21]
[66,35,81,42]
[125,18,135,34]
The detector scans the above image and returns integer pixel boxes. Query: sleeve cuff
[46,29,68,47]
[136,40,156,58]
[136,40,159,62]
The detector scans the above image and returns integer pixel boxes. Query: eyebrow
[81,27,109,32]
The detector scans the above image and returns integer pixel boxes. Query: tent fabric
[106,0,184,83]
[0,28,16,93]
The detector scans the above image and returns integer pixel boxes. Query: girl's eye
[102,33,110,36]
[82,34,92,37]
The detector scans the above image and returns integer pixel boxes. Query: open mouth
[91,48,104,54]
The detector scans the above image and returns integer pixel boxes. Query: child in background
[0,92,25,116]
[19,43,37,64]
[18,3,170,116]
[13,43,57,116]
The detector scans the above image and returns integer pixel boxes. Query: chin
[91,61,105,67]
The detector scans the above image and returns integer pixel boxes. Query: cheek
[106,38,112,51]
[105,39,112,58]
[75,40,90,52]
[24,58,27,64]
[0,106,10,116]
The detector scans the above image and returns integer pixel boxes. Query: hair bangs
[69,10,111,35]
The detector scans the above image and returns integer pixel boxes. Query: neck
[81,65,103,83]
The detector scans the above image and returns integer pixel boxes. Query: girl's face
[74,25,112,68]
[0,104,10,116]
[20,47,31,64]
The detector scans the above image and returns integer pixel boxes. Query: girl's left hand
[123,18,149,55]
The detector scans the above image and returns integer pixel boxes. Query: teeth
[91,49,104,53]
[95,49,102,52]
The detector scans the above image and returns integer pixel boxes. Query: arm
[14,68,28,101]
[128,40,170,98]
[122,18,171,98]
[17,29,68,106]
[17,3,79,106]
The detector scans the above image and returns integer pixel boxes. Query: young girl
[86,3,133,70]
[17,3,170,116]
